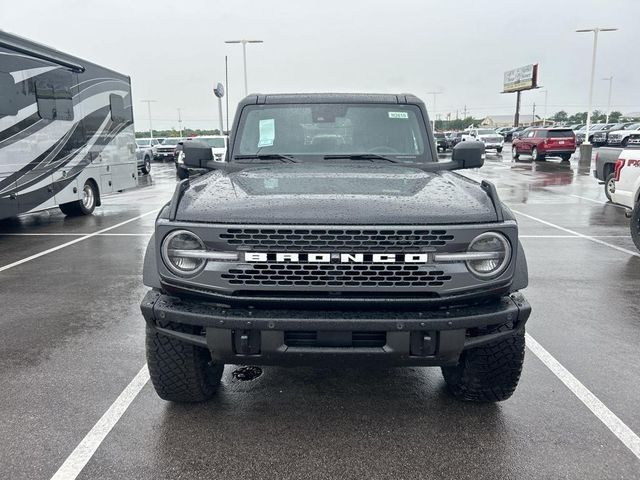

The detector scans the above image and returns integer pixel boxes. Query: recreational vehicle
[0,31,137,220]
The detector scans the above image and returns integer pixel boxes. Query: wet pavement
[0,150,639,479]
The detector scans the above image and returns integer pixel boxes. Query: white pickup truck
[609,148,640,250]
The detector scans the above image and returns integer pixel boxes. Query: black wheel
[441,329,525,402]
[631,203,640,251]
[531,147,545,161]
[59,180,98,216]
[497,146,503,153]
[604,173,616,202]
[511,145,519,159]
[146,322,224,403]
[560,153,572,162]
[621,137,629,147]
[141,156,151,175]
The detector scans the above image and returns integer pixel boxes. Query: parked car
[446,131,464,148]
[575,123,606,145]
[512,126,534,141]
[606,123,640,147]
[568,123,585,131]
[434,132,448,152]
[592,123,628,147]
[461,128,504,153]
[136,137,160,159]
[155,137,184,161]
[511,127,576,161]
[190,135,229,162]
[609,148,640,250]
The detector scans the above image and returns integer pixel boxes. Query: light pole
[603,76,613,123]
[425,91,443,132]
[540,90,548,126]
[141,100,156,140]
[575,27,617,147]
[177,108,183,138]
[224,39,263,96]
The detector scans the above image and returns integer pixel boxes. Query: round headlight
[161,230,206,276]
[466,232,511,279]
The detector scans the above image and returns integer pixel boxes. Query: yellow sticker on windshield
[388,112,409,119]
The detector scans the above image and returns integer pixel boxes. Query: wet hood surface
[175,163,498,224]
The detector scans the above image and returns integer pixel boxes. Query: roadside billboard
[503,64,538,93]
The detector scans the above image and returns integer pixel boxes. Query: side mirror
[452,141,484,169]
[182,141,213,169]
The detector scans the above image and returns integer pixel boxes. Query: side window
[527,131,535,138]
[35,71,74,121]
[0,72,18,116]
[109,94,126,122]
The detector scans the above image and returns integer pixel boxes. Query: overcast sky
[3,0,639,131]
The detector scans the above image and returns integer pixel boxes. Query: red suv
[512,128,576,161]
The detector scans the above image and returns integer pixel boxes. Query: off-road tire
[512,145,519,159]
[631,202,640,251]
[59,180,98,216]
[604,173,615,202]
[441,329,525,402]
[146,322,224,402]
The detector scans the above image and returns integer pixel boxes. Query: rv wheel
[60,180,98,216]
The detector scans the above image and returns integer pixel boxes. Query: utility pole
[575,27,617,147]
[514,92,521,127]
[225,55,230,131]
[532,102,536,126]
[141,100,156,140]
[541,90,548,126]
[425,91,443,132]
[463,105,468,118]
[224,39,264,96]
[177,108,182,138]
[603,76,613,123]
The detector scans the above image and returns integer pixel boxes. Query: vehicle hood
[174,163,498,224]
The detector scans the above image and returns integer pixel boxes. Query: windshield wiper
[233,154,298,163]
[323,154,398,163]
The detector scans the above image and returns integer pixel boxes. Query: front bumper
[141,290,531,367]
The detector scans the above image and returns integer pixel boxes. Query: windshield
[194,137,226,148]
[625,123,640,130]
[161,138,181,145]
[136,139,151,147]
[476,129,496,135]
[233,103,431,162]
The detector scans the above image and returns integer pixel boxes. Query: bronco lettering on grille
[244,252,430,263]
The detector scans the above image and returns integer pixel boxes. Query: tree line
[135,128,222,138]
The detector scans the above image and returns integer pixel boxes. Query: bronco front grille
[219,228,454,252]
[221,263,452,288]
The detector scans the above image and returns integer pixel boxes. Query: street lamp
[575,27,617,146]
[603,76,614,123]
[224,39,263,96]
[425,91,443,132]
[141,100,156,140]
[177,108,182,138]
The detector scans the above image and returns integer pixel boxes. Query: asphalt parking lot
[1,150,639,480]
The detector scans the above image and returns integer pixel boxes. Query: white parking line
[0,210,159,273]
[526,334,640,460]
[512,209,640,257]
[569,194,627,208]
[49,365,150,480]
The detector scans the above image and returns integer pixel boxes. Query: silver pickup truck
[594,146,625,200]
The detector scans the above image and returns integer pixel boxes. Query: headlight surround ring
[465,232,512,279]
[161,229,207,277]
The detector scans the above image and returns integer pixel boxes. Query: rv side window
[109,94,126,123]
[0,72,18,116]
[36,78,74,121]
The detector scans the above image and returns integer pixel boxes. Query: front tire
[442,329,525,402]
[141,156,151,175]
[630,202,640,251]
[512,145,519,159]
[146,322,224,403]
[59,180,98,216]
[621,137,629,147]
[604,173,615,202]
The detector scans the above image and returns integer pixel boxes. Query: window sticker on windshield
[388,112,409,119]
[258,118,275,147]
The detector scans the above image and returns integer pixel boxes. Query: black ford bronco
[141,93,530,403]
